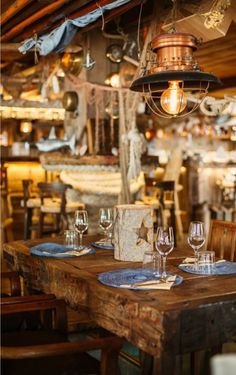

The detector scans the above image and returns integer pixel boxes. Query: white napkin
[179,257,226,267]
[41,247,91,257]
[120,275,176,290]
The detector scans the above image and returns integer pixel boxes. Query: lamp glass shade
[160,81,187,115]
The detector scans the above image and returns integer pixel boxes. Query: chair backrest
[0,165,8,191]
[22,179,34,207]
[144,176,175,205]
[207,220,236,261]
[37,182,72,217]
[1,297,67,333]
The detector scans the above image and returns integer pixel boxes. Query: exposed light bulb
[160,81,187,115]
[20,121,32,133]
[105,73,120,88]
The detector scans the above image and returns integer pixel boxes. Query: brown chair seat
[41,199,84,213]
[21,197,84,212]
[20,197,53,208]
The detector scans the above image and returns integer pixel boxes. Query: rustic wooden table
[3,235,236,375]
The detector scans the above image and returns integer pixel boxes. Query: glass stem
[79,233,83,247]
[194,249,198,270]
[162,256,167,280]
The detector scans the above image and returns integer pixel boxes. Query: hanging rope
[109,91,115,146]
[65,74,146,203]
[118,90,131,204]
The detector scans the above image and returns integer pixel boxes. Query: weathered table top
[3,235,236,374]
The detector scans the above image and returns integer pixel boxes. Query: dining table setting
[2,207,236,375]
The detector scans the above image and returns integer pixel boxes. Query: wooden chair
[1,271,22,297]
[37,182,85,238]
[143,177,176,240]
[1,296,123,375]
[207,220,236,261]
[21,179,41,240]
[1,271,57,334]
[0,165,14,244]
[190,219,236,374]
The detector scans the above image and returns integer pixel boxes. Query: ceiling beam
[0,0,68,42]
[20,0,117,40]
[2,0,120,42]
[20,0,144,43]
[1,0,34,26]
[0,43,21,51]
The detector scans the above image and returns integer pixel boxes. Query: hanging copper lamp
[130,32,221,118]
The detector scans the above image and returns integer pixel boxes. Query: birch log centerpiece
[114,204,154,261]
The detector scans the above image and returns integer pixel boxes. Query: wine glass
[74,210,88,249]
[155,226,174,280]
[99,208,113,244]
[187,221,205,268]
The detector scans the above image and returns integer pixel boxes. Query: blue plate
[97,268,183,290]
[179,261,236,275]
[30,242,95,258]
[92,241,114,250]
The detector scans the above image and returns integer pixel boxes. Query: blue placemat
[91,241,114,250]
[179,261,236,275]
[30,242,95,258]
[97,268,183,290]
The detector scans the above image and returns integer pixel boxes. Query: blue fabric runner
[19,0,131,56]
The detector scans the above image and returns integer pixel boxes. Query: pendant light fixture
[130,2,221,118]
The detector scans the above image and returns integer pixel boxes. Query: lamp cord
[170,0,177,33]
[137,0,145,60]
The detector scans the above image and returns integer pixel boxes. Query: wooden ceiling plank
[199,55,236,66]
[0,0,69,42]
[60,0,145,39]
[68,0,143,20]
[196,45,236,59]
[1,0,33,26]
[210,76,236,90]
[1,1,52,35]
[0,43,21,51]
[20,0,117,41]
[19,0,143,43]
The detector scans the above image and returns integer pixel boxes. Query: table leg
[153,352,177,375]
[140,351,153,375]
